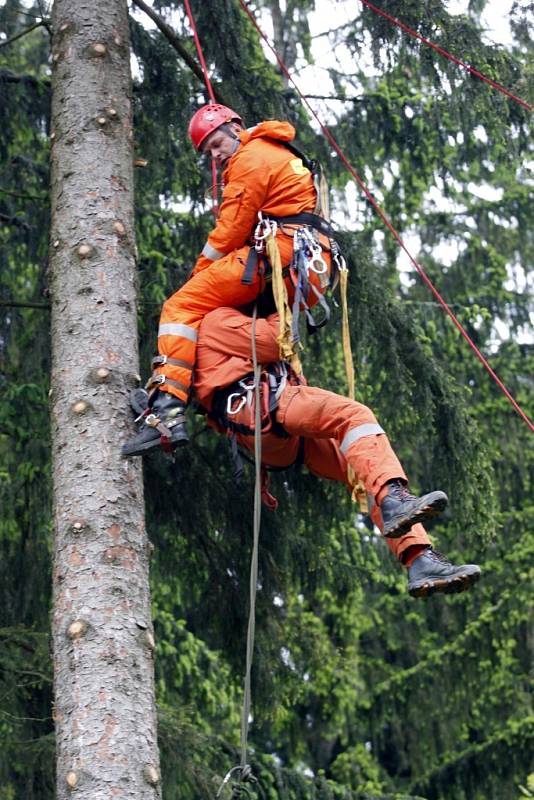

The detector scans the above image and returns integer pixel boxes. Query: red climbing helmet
[188,103,243,151]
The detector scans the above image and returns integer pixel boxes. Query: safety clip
[145,373,166,391]
[334,252,348,272]
[254,211,277,252]
[226,393,247,416]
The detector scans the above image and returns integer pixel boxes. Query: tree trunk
[49,1,161,797]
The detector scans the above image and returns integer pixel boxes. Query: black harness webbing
[267,211,335,238]
[241,248,268,285]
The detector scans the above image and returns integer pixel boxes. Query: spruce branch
[0,187,47,201]
[130,0,231,105]
[0,68,50,88]
[0,212,30,229]
[0,20,49,50]
[0,300,50,310]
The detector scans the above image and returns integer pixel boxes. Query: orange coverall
[156,120,330,403]
[194,307,432,564]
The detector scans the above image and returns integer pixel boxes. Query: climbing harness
[223,362,289,435]
[289,226,331,341]
[211,360,301,508]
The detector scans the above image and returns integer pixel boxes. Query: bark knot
[76,243,93,259]
[94,367,111,382]
[91,43,107,57]
[67,620,87,640]
[65,770,78,789]
[143,765,160,786]
[70,518,88,534]
[71,400,89,415]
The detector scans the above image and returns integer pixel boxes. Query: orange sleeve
[191,254,213,275]
[205,146,271,255]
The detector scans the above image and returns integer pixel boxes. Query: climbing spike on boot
[122,391,189,457]
[128,387,149,418]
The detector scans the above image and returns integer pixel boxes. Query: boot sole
[409,567,481,598]
[383,494,448,539]
[121,433,189,458]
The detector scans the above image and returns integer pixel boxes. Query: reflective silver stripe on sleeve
[340,423,385,454]
[202,242,225,261]
[158,323,198,343]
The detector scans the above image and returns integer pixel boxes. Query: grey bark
[49,1,161,798]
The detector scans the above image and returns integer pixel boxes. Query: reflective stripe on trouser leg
[157,248,264,400]
[339,423,385,454]
[157,323,198,402]
[276,385,407,498]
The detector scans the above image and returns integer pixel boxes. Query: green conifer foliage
[0,0,532,797]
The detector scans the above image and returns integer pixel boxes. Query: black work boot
[380,479,448,539]
[121,391,189,457]
[408,548,481,598]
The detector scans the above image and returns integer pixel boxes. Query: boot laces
[427,549,452,566]
[388,479,416,502]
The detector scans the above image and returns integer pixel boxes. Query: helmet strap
[219,122,240,142]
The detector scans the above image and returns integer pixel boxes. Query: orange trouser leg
[297,436,431,562]
[275,385,431,561]
[197,307,281,365]
[276,385,406,495]
[157,247,262,402]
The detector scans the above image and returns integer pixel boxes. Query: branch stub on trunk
[67,620,88,640]
[65,770,78,789]
[76,243,93,258]
[142,765,160,786]
[92,43,107,57]
[71,400,90,415]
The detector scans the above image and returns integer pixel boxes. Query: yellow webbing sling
[265,231,303,376]
[267,228,367,512]
[338,263,368,512]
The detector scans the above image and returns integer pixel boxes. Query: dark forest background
[0,0,533,797]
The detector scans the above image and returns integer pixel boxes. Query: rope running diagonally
[183,0,219,209]
[236,0,534,434]
[359,0,533,112]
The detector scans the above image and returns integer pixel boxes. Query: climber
[127,306,481,598]
[194,307,481,597]
[122,103,335,458]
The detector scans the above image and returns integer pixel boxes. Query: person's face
[202,123,241,168]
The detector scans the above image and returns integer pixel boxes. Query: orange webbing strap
[339,263,368,513]
[265,232,303,377]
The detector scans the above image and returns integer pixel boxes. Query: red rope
[359,0,533,112]
[183,0,219,212]
[237,0,534,433]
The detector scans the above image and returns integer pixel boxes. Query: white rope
[240,304,262,769]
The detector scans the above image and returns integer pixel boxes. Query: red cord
[359,0,533,112]
[183,0,219,212]
[237,0,534,433]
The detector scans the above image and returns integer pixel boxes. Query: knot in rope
[215,764,257,799]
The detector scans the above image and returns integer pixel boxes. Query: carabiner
[309,249,328,274]
[226,393,247,415]
[254,212,277,251]
[334,252,348,272]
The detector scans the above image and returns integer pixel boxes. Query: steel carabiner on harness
[253,211,278,252]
